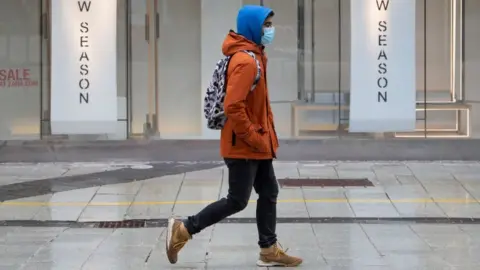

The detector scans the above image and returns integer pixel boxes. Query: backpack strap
[241,50,261,91]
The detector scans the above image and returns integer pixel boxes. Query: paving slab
[0,161,480,222]
[0,224,476,269]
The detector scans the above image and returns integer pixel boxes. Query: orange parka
[220,31,279,160]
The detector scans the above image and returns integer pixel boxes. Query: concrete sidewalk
[2,223,479,269]
[0,161,479,221]
[1,161,480,269]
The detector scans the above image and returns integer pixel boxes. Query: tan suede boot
[257,242,303,267]
[166,218,191,264]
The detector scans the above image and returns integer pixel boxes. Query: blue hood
[236,5,273,45]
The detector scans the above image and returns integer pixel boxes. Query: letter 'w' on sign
[77,1,91,12]
[349,0,416,133]
[50,0,118,135]
[376,0,389,10]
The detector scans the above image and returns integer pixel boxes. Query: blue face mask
[261,27,275,45]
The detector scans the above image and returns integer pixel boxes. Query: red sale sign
[0,68,39,88]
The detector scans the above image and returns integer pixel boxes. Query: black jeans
[183,158,279,248]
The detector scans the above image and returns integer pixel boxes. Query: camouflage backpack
[203,51,261,130]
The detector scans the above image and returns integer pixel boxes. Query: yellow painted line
[0,198,478,207]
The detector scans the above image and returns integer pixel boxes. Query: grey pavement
[1,161,480,269]
[1,223,480,269]
[1,161,480,221]
[3,139,480,162]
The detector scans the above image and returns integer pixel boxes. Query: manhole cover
[278,178,373,188]
[95,220,146,228]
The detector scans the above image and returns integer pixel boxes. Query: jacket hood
[222,31,261,56]
[236,5,273,45]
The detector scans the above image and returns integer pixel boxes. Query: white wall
[157,0,202,138]
[115,0,128,139]
[129,0,259,139]
[130,0,150,135]
[200,0,244,139]
[156,0,262,139]
[263,0,298,137]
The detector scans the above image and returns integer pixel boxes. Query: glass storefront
[0,0,42,139]
[0,0,479,140]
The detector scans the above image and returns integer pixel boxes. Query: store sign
[349,0,416,132]
[51,0,117,134]
[0,68,39,88]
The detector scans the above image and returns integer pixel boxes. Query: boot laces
[274,242,289,256]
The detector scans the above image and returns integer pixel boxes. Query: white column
[349,0,416,132]
[50,0,118,134]
[200,0,243,139]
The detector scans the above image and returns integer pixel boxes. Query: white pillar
[200,0,243,139]
[50,0,118,134]
[349,0,416,132]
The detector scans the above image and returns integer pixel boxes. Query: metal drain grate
[278,178,374,188]
[95,220,146,228]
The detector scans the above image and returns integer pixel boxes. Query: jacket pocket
[244,130,269,153]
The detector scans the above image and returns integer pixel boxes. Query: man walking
[166,5,303,267]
